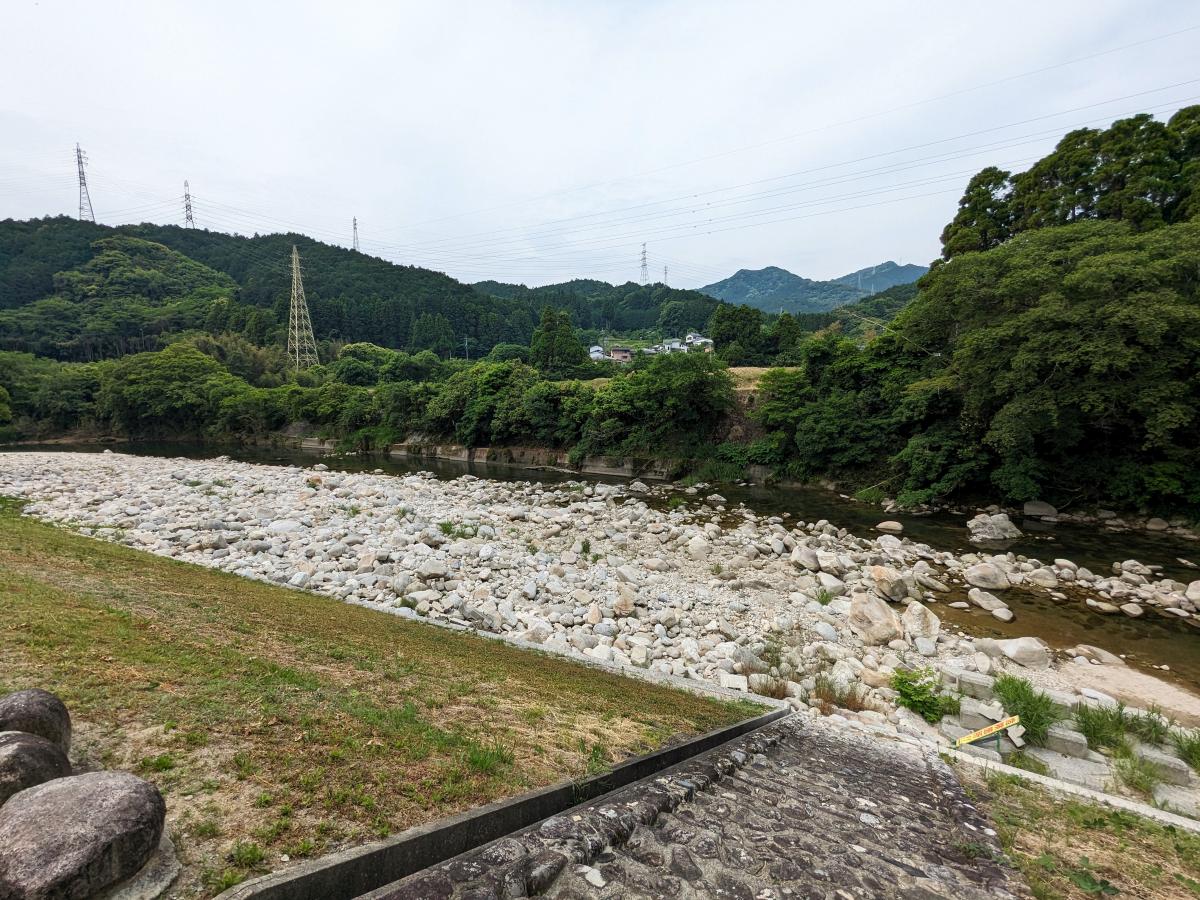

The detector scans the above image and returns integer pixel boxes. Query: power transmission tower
[639,243,648,285]
[663,265,668,286]
[462,335,470,360]
[183,180,195,228]
[287,246,320,370]
[352,217,360,251]
[75,143,95,223]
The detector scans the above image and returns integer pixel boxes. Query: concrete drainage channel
[218,705,790,900]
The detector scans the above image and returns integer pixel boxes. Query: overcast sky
[2,1,1197,288]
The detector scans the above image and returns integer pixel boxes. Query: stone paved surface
[370,716,1025,899]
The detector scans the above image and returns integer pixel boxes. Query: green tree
[529,308,585,377]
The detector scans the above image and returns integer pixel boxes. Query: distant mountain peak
[700,260,926,315]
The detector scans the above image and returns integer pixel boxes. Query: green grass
[1006,750,1051,777]
[1114,755,1162,800]
[1074,703,1132,756]
[992,674,1063,746]
[0,497,761,896]
[973,767,1200,899]
[1172,728,1200,772]
[1127,705,1172,746]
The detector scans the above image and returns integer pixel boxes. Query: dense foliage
[0,219,721,362]
[0,338,733,464]
[940,107,1200,258]
[754,219,1200,511]
[474,278,720,335]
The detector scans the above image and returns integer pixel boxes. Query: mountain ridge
[699,260,927,315]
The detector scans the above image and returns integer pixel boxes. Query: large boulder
[901,601,940,643]
[995,636,1051,669]
[1023,501,1057,518]
[868,565,908,602]
[967,513,1022,543]
[848,594,903,645]
[0,689,71,754]
[0,732,71,806]
[964,563,1011,591]
[0,772,165,898]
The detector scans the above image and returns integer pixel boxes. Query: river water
[6,442,1199,689]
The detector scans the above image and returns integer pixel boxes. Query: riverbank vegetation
[0,498,757,894]
[2,106,1199,515]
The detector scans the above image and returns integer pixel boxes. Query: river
[6,442,1199,690]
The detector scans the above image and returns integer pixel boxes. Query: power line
[183,180,195,228]
[287,246,320,370]
[75,143,95,223]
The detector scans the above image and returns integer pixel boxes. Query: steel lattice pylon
[287,246,320,370]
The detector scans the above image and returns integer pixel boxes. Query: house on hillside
[685,332,714,352]
[588,345,606,361]
[608,347,633,363]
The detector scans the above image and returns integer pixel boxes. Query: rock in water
[964,563,1011,591]
[848,594,903,645]
[966,513,1022,543]
[1022,501,1057,518]
[0,772,165,898]
[0,732,71,806]
[0,689,71,754]
[875,521,903,534]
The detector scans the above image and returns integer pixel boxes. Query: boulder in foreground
[0,732,71,806]
[0,689,71,755]
[0,771,165,899]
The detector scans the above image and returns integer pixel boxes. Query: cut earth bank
[3,451,1199,814]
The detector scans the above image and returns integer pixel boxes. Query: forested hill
[472,278,720,334]
[698,261,925,315]
[0,218,577,360]
[831,261,928,294]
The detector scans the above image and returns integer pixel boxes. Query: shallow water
[6,441,1199,690]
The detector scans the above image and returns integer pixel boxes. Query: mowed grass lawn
[0,500,759,896]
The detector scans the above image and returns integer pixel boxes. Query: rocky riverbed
[3,453,1200,764]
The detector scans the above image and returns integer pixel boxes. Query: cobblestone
[371,716,1024,899]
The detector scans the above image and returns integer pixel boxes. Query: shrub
[891,667,959,723]
[1074,703,1130,755]
[992,674,1063,746]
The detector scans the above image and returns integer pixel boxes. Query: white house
[588,345,606,361]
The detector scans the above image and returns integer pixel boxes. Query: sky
[1,1,1198,288]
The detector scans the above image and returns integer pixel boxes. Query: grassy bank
[0,499,759,896]
[963,767,1200,898]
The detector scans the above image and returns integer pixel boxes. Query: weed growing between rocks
[992,675,1063,746]
[1115,755,1163,799]
[810,674,870,714]
[890,667,960,723]
[1006,750,1051,777]
[1127,705,1172,746]
[1172,729,1200,772]
[1074,703,1132,756]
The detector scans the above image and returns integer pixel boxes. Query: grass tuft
[1171,728,1200,772]
[992,674,1063,746]
[1074,703,1131,756]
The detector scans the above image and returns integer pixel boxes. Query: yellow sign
[955,715,1020,747]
